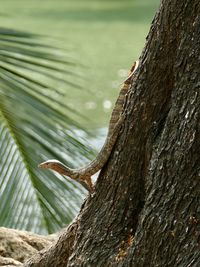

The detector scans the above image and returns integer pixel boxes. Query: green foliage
[0,28,93,234]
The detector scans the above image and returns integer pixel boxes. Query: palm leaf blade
[0,28,94,234]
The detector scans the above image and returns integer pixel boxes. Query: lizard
[38,60,139,193]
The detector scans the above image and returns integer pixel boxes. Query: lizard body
[39,61,139,192]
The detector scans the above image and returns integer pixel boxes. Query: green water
[0,0,160,129]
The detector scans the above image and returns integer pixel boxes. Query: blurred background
[0,0,160,234]
[1,0,159,128]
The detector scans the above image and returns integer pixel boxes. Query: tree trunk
[23,0,200,266]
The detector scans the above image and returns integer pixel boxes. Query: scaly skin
[39,61,139,193]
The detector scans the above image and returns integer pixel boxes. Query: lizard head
[38,159,64,172]
[38,159,76,178]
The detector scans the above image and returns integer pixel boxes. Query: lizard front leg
[78,175,94,193]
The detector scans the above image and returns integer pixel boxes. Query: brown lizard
[39,61,139,193]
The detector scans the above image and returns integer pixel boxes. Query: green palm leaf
[0,28,94,234]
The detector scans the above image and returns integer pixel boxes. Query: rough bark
[21,0,200,266]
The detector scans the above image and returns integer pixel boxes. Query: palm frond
[0,28,95,234]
